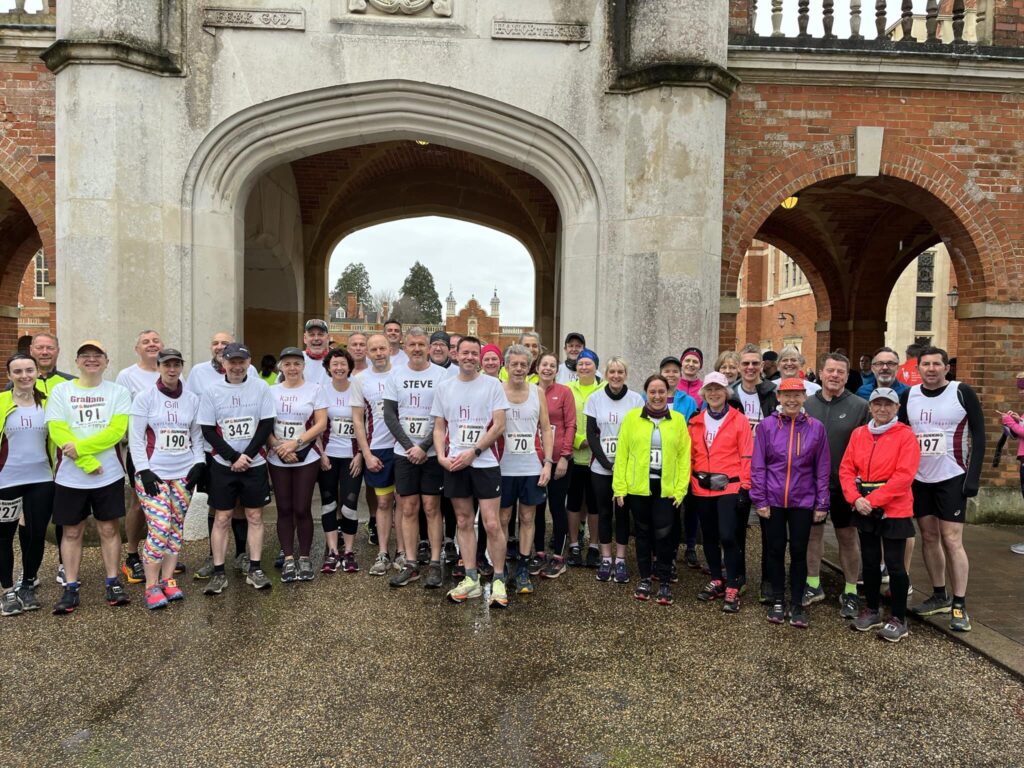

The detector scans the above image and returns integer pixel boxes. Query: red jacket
[688,408,752,497]
[839,421,921,519]
[543,382,576,461]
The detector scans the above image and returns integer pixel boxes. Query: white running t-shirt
[0,404,51,488]
[46,380,132,489]
[431,375,509,469]
[129,387,204,479]
[383,363,446,458]
[267,381,328,468]
[198,376,276,467]
[352,368,396,452]
[583,387,645,477]
[500,384,544,477]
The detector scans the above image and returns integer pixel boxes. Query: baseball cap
[869,387,900,404]
[304,319,329,332]
[430,330,451,345]
[702,372,730,389]
[777,378,805,392]
[157,348,184,363]
[222,342,251,360]
[564,332,585,346]
[76,340,106,356]
[659,355,682,369]
[278,346,304,361]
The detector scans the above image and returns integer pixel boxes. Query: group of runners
[0,322,991,643]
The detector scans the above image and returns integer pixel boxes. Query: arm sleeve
[243,417,275,458]
[839,433,861,506]
[959,385,986,493]
[418,418,436,452]
[674,421,692,502]
[815,425,831,510]
[558,392,576,458]
[587,415,612,472]
[74,414,129,457]
[201,425,240,464]
[1001,413,1024,439]
[383,399,415,451]
[897,389,910,424]
[749,424,768,509]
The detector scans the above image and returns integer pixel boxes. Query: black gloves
[962,479,979,499]
[186,463,205,493]
[138,469,162,497]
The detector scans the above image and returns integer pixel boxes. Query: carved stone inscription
[202,7,306,30]
[491,20,590,43]
[348,0,452,17]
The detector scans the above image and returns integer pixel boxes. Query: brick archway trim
[0,137,53,256]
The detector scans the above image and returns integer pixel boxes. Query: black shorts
[815,488,854,528]
[394,455,443,497]
[364,448,396,490]
[856,514,916,539]
[912,475,967,523]
[207,460,271,511]
[52,478,126,526]
[500,475,547,508]
[567,462,596,513]
[444,466,501,500]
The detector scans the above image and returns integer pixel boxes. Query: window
[784,262,790,289]
[467,318,477,336]
[915,296,933,332]
[33,249,47,299]
[916,252,935,293]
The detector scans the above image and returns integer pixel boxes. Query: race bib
[331,416,355,438]
[917,431,946,456]
[506,432,534,455]
[601,435,618,458]
[274,419,304,441]
[73,403,105,427]
[649,448,663,470]
[403,416,429,438]
[220,416,254,441]
[0,497,21,523]
[457,422,485,449]
[157,427,190,454]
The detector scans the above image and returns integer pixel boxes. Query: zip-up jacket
[688,407,752,497]
[569,378,604,465]
[612,408,691,503]
[839,422,920,518]
[750,410,830,511]
[676,377,703,410]
[543,382,576,461]
[803,389,868,490]
[1001,412,1024,460]
[727,380,778,419]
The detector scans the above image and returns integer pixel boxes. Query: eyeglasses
[77,354,104,361]
[740,362,761,367]
[872,361,898,368]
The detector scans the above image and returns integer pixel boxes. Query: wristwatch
[473,447,482,457]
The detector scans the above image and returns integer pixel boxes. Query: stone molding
[41,38,184,76]
[955,302,1024,320]
[610,62,741,98]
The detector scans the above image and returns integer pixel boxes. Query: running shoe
[389,562,420,588]
[596,559,612,582]
[722,587,740,613]
[235,553,250,573]
[839,592,860,620]
[447,576,482,603]
[789,607,809,628]
[342,551,359,573]
[527,554,545,576]
[1,591,23,616]
[15,584,39,612]
[369,553,390,576]
[246,569,272,590]
[758,581,772,605]
[698,579,725,602]
[416,540,430,565]
[585,547,600,569]
[683,548,700,569]
[950,606,972,632]
[297,557,315,581]
[451,558,466,580]
[52,585,80,615]
[423,563,443,589]
[13,572,39,590]
[613,560,630,584]
[735,573,748,595]
[144,585,168,610]
[55,564,66,587]
[656,583,674,606]
[194,557,214,580]
[476,558,494,579]
[1011,543,1024,555]
[767,601,785,624]
[174,562,187,575]
[368,525,379,546]
[281,558,298,583]
[160,579,183,601]
[321,551,341,574]
[801,584,825,607]
[514,561,534,594]
[121,558,144,585]
[633,578,652,602]
[105,582,130,607]
[541,556,566,580]
[273,550,285,570]
[443,540,458,564]
[878,617,909,643]
[669,560,679,583]
[852,608,883,632]
[566,545,583,567]
[490,578,509,608]
[911,594,952,616]
[394,553,410,572]
[203,572,228,595]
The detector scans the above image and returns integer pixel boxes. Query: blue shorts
[364,448,396,490]
[500,475,547,508]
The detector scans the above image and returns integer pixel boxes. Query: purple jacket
[750,410,830,511]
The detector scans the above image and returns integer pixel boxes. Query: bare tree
[371,288,398,319]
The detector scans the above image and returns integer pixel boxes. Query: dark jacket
[727,380,778,420]
[803,389,869,490]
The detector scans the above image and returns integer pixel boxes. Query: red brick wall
[992,0,1024,46]
[728,0,753,38]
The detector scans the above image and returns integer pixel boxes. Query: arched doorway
[181,80,604,367]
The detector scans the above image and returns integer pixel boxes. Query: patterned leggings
[135,477,191,564]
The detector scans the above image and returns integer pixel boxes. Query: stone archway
[181,79,606,366]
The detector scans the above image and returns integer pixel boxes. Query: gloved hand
[138,469,162,497]
[738,488,751,507]
[962,479,979,498]
[186,463,205,493]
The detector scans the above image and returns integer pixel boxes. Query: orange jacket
[688,408,752,497]
[839,422,921,519]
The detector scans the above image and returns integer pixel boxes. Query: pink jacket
[1001,413,1024,459]
[676,377,703,410]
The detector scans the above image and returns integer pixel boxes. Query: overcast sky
[329,217,536,326]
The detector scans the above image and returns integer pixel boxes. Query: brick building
[444,289,532,352]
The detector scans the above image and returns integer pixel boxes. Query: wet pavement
[2,508,1023,768]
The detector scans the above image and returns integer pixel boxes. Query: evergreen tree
[331,262,372,309]
[398,261,442,323]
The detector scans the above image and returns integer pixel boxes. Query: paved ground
[1,509,1023,767]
